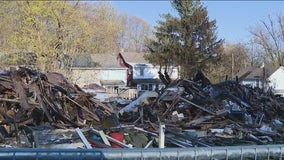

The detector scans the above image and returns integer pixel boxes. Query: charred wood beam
[64,96,100,121]
[0,97,38,105]
[30,82,53,123]
[184,115,215,127]
[89,98,114,115]
[158,71,170,86]
[166,129,212,147]
[0,76,13,83]
[41,95,79,127]
[10,68,30,110]
[179,97,215,115]
[161,94,181,119]
[164,71,172,84]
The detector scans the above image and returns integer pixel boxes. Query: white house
[118,52,179,96]
[267,66,284,96]
[236,64,284,96]
[70,54,127,88]
[132,63,178,94]
[69,52,179,99]
[69,53,130,101]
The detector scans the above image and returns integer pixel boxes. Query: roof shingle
[236,63,279,81]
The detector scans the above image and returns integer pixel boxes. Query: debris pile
[151,77,284,147]
[118,71,284,147]
[0,67,116,147]
[1,67,284,149]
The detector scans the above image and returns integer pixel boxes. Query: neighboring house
[69,54,130,100]
[236,64,284,96]
[69,52,179,99]
[117,52,179,95]
[267,66,284,96]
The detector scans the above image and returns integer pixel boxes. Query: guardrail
[0,144,284,160]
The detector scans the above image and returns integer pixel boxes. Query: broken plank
[184,115,215,127]
[10,68,30,110]
[158,124,165,148]
[133,126,158,137]
[64,95,100,121]
[91,128,132,148]
[30,82,53,122]
[75,128,92,149]
[0,97,39,105]
[90,98,114,114]
[98,130,111,146]
[179,97,215,115]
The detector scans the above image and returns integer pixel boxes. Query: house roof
[82,83,106,92]
[72,53,121,68]
[236,63,279,81]
[120,52,149,64]
[72,52,150,68]
[235,68,250,79]
[90,53,121,68]
[133,78,162,84]
[100,80,125,86]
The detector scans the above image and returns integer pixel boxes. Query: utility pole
[262,62,265,91]
[231,53,234,79]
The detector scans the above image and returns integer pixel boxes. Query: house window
[149,84,153,91]
[256,79,259,88]
[140,84,155,91]
[155,84,159,91]
[140,67,144,76]
[141,84,148,91]
[135,64,147,77]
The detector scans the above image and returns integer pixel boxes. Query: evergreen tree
[146,0,223,79]
[145,14,180,70]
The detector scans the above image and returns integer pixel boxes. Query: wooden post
[158,124,165,148]
[140,106,144,124]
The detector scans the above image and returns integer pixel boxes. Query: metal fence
[0,144,284,160]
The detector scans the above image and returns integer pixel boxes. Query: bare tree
[126,16,151,52]
[247,40,264,67]
[250,14,284,66]
[224,43,250,78]
[205,43,250,82]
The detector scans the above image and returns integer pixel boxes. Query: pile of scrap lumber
[113,73,284,148]
[148,75,284,146]
[1,67,284,149]
[0,67,116,147]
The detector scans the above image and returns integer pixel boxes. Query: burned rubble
[119,71,284,147]
[0,67,116,148]
[0,67,284,149]
[151,72,284,147]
